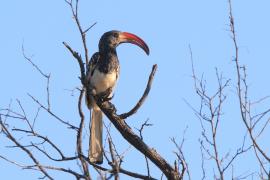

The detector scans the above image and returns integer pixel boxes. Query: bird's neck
[99,44,117,55]
[98,47,119,73]
[100,46,118,62]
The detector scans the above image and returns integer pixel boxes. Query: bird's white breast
[90,69,118,94]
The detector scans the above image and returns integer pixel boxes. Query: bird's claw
[97,87,113,102]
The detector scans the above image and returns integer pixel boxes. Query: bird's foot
[98,87,113,102]
[102,94,114,101]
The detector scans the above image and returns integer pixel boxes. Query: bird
[86,30,150,164]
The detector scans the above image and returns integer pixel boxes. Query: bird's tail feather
[89,105,103,164]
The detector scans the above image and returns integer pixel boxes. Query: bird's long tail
[89,104,103,164]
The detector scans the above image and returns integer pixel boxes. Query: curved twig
[119,64,157,119]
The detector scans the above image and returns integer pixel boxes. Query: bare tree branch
[228,0,270,171]
[171,128,190,180]
[0,116,53,180]
[137,119,153,179]
[189,41,250,179]
[76,88,91,179]
[22,44,51,110]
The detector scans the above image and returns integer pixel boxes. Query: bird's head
[99,30,150,55]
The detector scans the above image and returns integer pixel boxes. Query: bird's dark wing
[87,52,100,77]
[86,52,100,109]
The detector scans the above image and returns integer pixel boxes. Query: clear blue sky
[1,0,270,179]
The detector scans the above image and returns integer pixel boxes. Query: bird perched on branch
[86,30,150,164]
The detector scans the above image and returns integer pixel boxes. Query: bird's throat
[98,51,119,74]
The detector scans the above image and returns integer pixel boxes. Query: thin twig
[0,154,85,179]
[82,155,157,180]
[22,44,51,110]
[22,44,49,78]
[11,128,77,162]
[199,140,206,180]
[65,0,92,65]
[84,22,97,34]
[28,93,78,130]
[16,99,33,132]
[63,42,86,85]
[108,138,119,180]
[137,119,153,179]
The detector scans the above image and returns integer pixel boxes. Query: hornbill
[86,30,149,164]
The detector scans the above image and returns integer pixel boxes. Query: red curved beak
[119,32,150,55]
